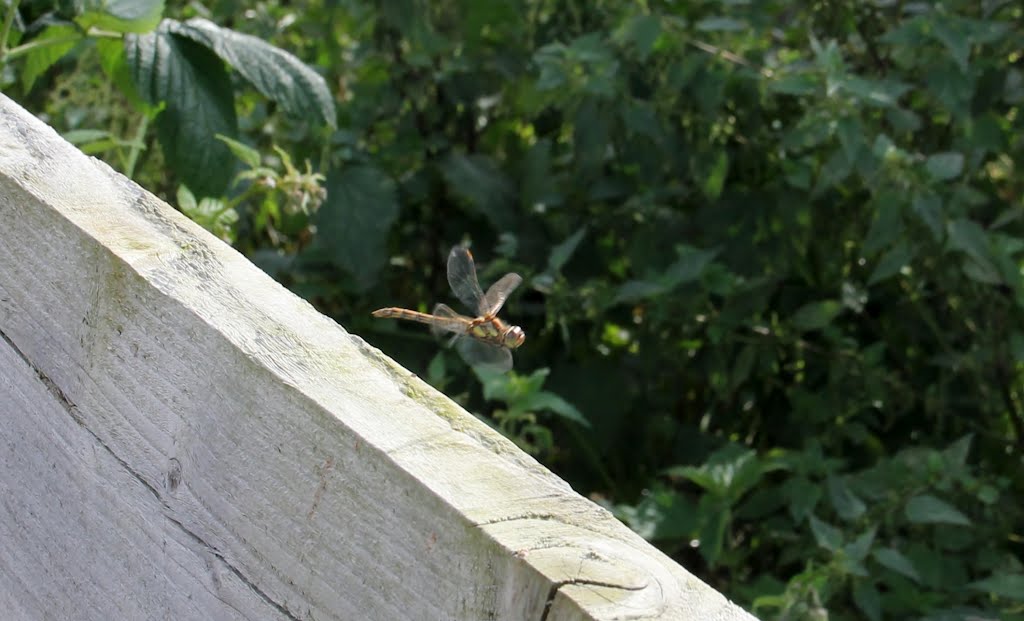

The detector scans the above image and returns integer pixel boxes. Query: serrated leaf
[809,515,843,552]
[969,573,1024,601]
[126,20,237,197]
[168,18,335,128]
[873,548,921,582]
[904,494,971,526]
[77,0,164,33]
[926,152,964,181]
[22,24,82,91]
[789,300,842,332]
[439,153,516,230]
[317,166,399,291]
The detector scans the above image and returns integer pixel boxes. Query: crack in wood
[1,328,302,621]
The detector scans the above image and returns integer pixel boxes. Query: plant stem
[0,0,21,66]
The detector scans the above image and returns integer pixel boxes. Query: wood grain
[0,94,758,620]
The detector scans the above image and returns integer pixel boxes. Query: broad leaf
[22,24,82,91]
[126,20,237,196]
[169,18,335,128]
[318,165,399,291]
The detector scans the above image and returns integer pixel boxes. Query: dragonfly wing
[430,304,470,338]
[481,273,523,317]
[447,245,487,314]
[455,337,513,373]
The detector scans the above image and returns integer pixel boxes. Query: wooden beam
[0,94,757,620]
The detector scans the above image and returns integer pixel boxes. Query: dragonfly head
[503,325,526,349]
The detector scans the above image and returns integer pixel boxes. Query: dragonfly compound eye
[504,326,526,349]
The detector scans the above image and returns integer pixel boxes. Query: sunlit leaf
[169,18,335,128]
[77,0,164,33]
[22,24,82,91]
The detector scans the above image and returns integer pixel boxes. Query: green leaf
[519,391,589,427]
[827,475,866,521]
[868,241,914,285]
[318,166,399,291]
[77,0,164,33]
[969,573,1024,601]
[702,151,729,200]
[439,153,516,230]
[168,18,335,128]
[904,494,971,526]
[852,581,881,621]
[215,134,261,168]
[872,548,921,582]
[911,192,944,241]
[613,14,661,60]
[22,24,82,92]
[548,227,586,272]
[925,152,964,181]
[696,497,729,566]
[695,17,745,32]
[809,515,843,552]
[768,72,819,96]
[667,446,764,501]
[844,528,876,562]
[126,20,237,196]
[789,300,842,332]
[946,219,1000,284]
[782,476,821,522]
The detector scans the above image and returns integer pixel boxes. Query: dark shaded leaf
[904,494,971,526]
[318,165,399,291]
[126,20,237,196]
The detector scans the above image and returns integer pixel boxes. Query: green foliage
[4,0,1024,619]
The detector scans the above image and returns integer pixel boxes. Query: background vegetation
[3,0,1023,618]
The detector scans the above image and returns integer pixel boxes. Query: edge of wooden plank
[0,94,757,620]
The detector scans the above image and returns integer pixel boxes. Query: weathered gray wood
[0,94,757,620]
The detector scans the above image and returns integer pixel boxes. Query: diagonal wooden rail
[0,94,757,621]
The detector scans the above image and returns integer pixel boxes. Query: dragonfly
[372,245,525,372]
